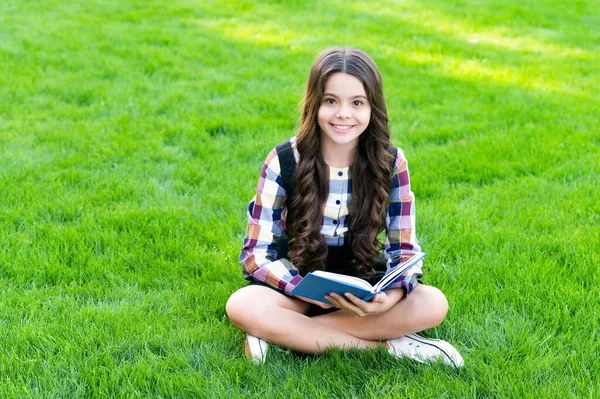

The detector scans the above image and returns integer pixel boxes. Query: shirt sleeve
[239,148,303,295]
[383,148,424,295]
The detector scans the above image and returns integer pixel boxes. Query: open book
[290,252,427,306]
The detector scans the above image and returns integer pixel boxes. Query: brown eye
[324,98,336,104]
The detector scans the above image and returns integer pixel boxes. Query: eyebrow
[323,93,368,100]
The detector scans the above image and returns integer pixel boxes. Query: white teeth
[333,125,351,130]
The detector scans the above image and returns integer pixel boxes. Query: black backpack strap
[389,145,398,174]
[274,139,296,260]
[275,139,296,198]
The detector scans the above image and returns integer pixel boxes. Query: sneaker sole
[405,334,464,368]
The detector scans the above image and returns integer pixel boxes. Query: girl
[226,47,463,367]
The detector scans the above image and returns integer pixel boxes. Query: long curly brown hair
[287,47,394,278]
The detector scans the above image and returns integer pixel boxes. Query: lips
[331,124,354,133]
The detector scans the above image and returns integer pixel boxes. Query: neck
[320,140,357,167]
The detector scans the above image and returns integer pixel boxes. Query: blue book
[290,252,427,306]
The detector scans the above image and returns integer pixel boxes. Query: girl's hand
[325,288,404,316]
[294,295,333,309]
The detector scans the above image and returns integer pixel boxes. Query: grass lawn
[1,0,598,397]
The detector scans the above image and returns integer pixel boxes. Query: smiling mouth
[331,124,354,132]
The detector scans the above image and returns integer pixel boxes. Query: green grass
[1,0,599,397]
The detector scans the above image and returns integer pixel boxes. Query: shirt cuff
[386,274,418,294]
[284,275,303,296]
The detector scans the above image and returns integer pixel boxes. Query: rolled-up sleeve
[239,148,303,295]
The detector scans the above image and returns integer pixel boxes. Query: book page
[311,271,374,291]
[373,252,427,292]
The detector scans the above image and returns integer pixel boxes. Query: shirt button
[335,200,341,205]
[338,171,343,177]
[333,220,338,225]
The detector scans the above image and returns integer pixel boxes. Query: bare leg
[226,285,381,354]
[312,284,449,341]
[226,284,448,354]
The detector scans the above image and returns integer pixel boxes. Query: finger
[325,294,343,309]
[371,292,387,304]
[343,293,387,315]
[343,293,371,311]
[295,295,332,308]
[330,293,366,316]
[343,292,364,305]
[326,293,347,310]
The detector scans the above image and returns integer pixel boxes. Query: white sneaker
[387,333,464,368]
[245,334,268,365]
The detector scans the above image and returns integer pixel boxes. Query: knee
[425,286,449,327]
[408,284,449,330]
[226,287,273,336]
[226,289,254,330]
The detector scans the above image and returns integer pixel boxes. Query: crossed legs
[226,284,448,354]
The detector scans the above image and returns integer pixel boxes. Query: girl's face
[317,72,371,154]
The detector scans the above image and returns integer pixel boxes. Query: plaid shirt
[239,136,423,296]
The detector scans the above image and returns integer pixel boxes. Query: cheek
[317,106,330,126]
[318,105,330,119]
[360,108,372,124]
[317,106,324,120]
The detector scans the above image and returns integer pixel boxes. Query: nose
[336,104,351,119]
